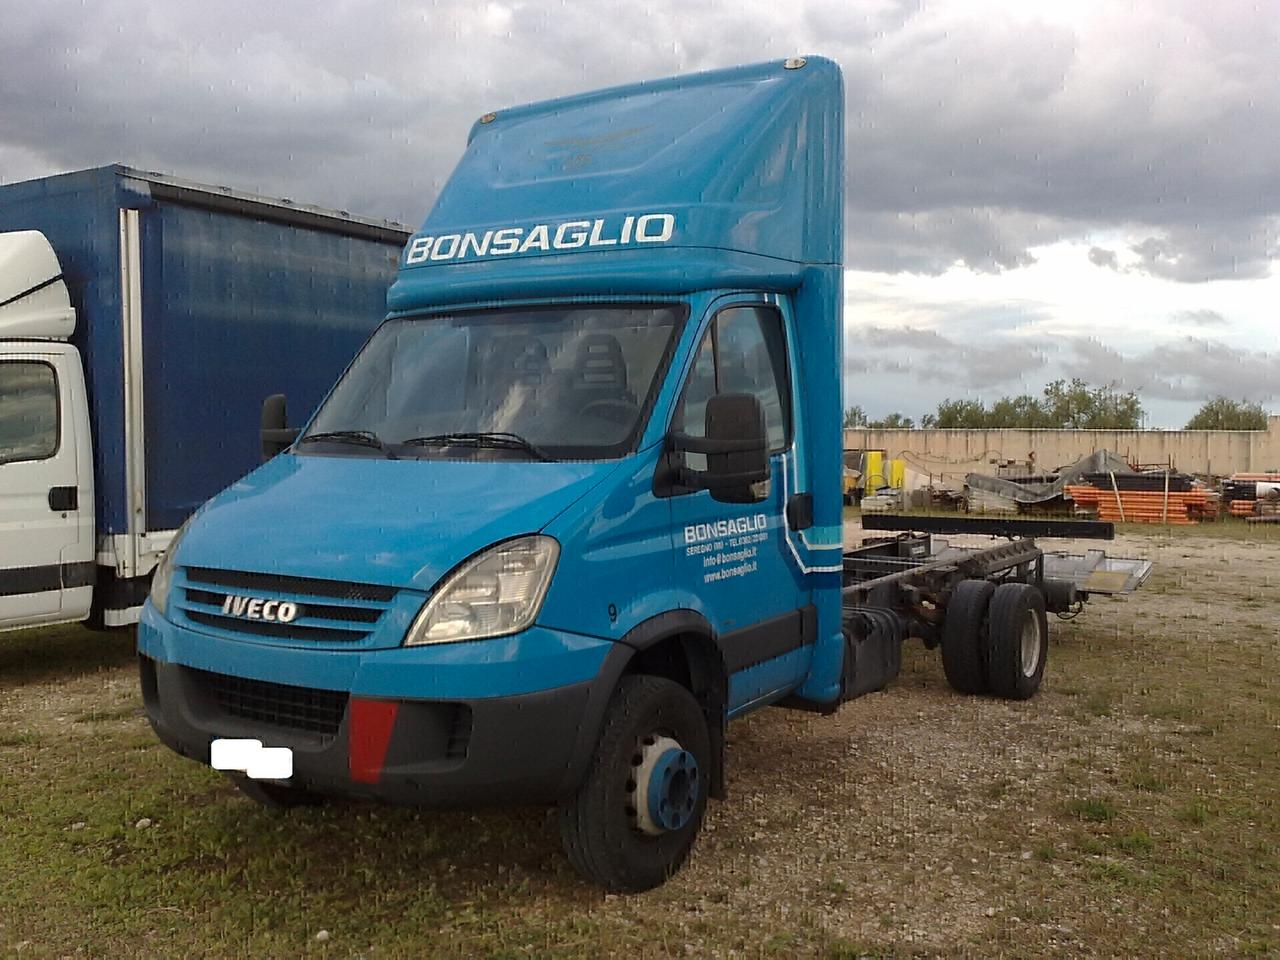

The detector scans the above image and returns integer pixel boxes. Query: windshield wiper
[298,429,396,457]
[400,431,554,462]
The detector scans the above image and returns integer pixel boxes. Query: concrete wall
[845,416,1280,487]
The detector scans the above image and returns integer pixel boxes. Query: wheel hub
[629,735,700,836]
[1020,609,1042,677]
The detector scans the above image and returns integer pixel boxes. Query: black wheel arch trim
[561,610,730,801]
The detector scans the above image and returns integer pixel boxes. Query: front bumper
[138,603,624,805]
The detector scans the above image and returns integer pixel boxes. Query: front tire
[558,675,711,892]
[985,583,1048,700]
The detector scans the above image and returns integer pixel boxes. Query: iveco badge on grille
[220,595,300,623]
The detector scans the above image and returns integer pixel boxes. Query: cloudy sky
[3,0,1277,426]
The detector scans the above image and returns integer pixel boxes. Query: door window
[673,305,792,465]
[0,361,58,464]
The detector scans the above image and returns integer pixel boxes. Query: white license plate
[210,738,294,780]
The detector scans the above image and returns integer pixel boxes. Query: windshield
[301,304,684,460]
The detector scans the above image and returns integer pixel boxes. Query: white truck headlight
[405,536,560,646]
[148,519,192,619]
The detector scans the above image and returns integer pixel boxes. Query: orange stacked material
[1065,484,1210,524]
[1223,473,1280,519]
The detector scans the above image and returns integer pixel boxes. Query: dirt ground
[0,521,1277,958]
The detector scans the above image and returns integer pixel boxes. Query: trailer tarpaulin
[965,450,1133,505]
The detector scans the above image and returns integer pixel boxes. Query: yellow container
[864,450,885,492]
[890,458,906,489]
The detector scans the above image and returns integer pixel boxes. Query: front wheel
[558,675,711,892]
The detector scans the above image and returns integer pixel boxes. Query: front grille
[194,667,347,738]
[176,567,397,644]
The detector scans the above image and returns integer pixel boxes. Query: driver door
[667,299,812,713]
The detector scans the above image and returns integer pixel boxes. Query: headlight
[148,519,193,619]
[405,536,559,646]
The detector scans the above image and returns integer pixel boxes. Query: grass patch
[0,623,134,684]
[1127,770,1168,793]
[1176,803,1211,826]
[1064,797,1118,823]
[1084,692,1113,717]
[1076,835,1108,856]
[1087,861,1141,886]
[74,704,141,724]
[1114,830,1156,857]
[2,530,1278,958]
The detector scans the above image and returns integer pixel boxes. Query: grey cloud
[1062,336,1280,402]
[1059,337,1178,396]
[1128,220,1278,282]
[1174,309,1228,327]
[849,324,1049,389]
[3,2,1280,279]
[853,325,1280,409]
[831,3,1280,277]
[860,326,951,350]
[845,207,1065,276]
[1143,339,1280,402]
[1088,247,1119,269]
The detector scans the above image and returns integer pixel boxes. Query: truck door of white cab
[0,344,94,629]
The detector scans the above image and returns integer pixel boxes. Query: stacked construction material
[1222,473,1280,519]
[1066,471,1208,524]
[1083,472,1195,493]
[1230,499,1259,517]
[1248,498,1280,523]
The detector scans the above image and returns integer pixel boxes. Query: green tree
[1040,378,1143,429]
[1185,397,1268,430]
[842,405,868,429]
[988,392,1055,428]
[928,380,1144,429]
[869,412,915,429]
[932,398,989,428]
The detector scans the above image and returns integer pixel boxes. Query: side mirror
[670,393,770,503]
[260,394,299,461]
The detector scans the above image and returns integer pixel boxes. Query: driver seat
[571,333,634,410]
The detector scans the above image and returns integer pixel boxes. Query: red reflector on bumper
[348,698,399,784]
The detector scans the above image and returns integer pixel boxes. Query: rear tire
[941,579,995,694]
[558,675,711,892]
[230,774,327,809]
[985,583,1048,700]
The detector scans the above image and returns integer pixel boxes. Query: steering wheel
[581,398,641,425]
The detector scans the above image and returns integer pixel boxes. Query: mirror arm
[262,427,301,446]
[260,393,295,461]
[668,432,766,456]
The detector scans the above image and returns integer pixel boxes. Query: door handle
[48,486,78,512]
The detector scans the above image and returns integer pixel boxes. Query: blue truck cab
[141,58,1077,891]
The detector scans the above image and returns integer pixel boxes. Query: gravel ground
[0,520,1276,957]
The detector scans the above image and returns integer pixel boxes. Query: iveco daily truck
[0,166,407,630]
[140,59,1144,891]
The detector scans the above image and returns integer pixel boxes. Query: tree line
[843,380,1270,431]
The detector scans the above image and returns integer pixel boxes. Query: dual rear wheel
[942,580,1047,700]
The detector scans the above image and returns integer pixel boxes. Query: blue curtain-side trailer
[0,165,409,630]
